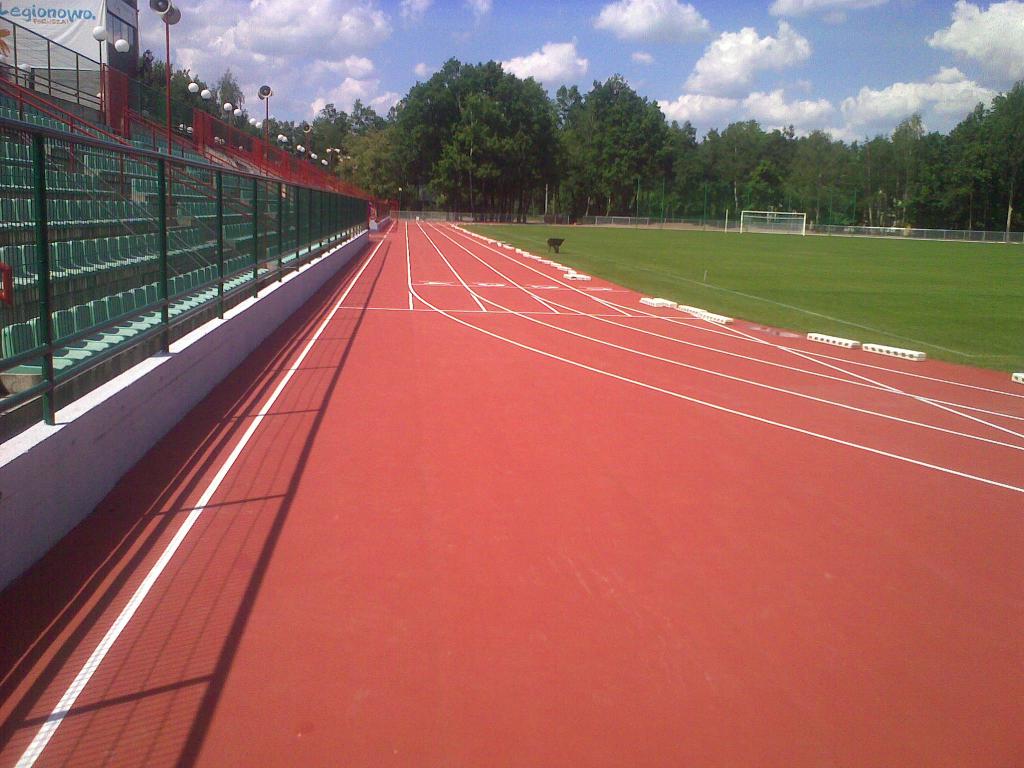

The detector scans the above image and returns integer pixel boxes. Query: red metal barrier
[0,67,129,146]
[193,109,372,198]
[0,263,13,306]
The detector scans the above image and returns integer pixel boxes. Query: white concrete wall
[0,231,368,590]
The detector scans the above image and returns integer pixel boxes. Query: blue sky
[145,0,1024,140]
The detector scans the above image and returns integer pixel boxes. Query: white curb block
[808,333,861,349]
[862,343,927,361]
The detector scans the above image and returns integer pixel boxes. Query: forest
[143,55,1024,232]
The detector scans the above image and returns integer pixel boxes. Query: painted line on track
[440,228,1024,423]
[14,233,389,768]
[418,228,1024,493]
[405,222,414,311]
[436,226,1024,440]
[711,317,1024,444]
[415,222,487,312]
[448,228,1024,408]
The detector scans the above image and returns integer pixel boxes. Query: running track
[1,222,1022,767]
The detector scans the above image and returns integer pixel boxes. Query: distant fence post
[31,133,55,425]
[251,177,259,298]
[294,184,301,258]
[277,182,284,280]
[216,170,224,318]
[157,157,169,352]
[307,188,313,252]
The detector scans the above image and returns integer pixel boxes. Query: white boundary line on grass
[15,234,389,768]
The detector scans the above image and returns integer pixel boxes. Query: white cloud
[310,76,397,115]
[371,92,402,112]
[658,93,739,123]
[840,68,996,130]
[312,56,375,79]
[685,22,812,95]
[144,0,393,119]
[216,0,391,59]
[769,0,887,18]
[632,51,655,64]
[501,42,589,86]
[928,1,1024,82]
[414,62,433,78]
[465,0,492,17]
[594,0,709,42]
[400,0,432,21]
[742,89,834,128]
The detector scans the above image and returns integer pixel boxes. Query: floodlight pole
[164,21,172,156]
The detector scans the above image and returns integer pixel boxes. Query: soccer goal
[740,210,806,236]
[595,216,650,226]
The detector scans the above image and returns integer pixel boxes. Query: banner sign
[0,0,106,60]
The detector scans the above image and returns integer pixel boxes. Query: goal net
[595,216,650,226]
[740,210,806,235]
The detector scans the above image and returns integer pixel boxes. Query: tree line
[144,54,1024,233]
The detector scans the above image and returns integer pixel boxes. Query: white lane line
[600,299,1024,400]
[427,223,561,314]
[441,226,1024,428]
[446,229,1024,417]
[415,222,486,312]
[428,235,1024,455]
[408,280,1024,496]
[713,319,1024,444]
[405,222,414,311]
[14,235,389,768]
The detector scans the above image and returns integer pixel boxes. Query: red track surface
[2,223,1023,767]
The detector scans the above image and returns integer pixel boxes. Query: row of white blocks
[639,297,734,324]
[806,333,860,349]
[807,332,927,361]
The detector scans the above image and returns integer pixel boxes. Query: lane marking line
[713,316,1024,445]
[602,301,1024,400]
[441,227,1024,429]
[415,222,486,312]
[14,234,389,768]
[430,236,1024,455]
[408,281,1024,496]
[427,224,561,314]
[405,222,414,311]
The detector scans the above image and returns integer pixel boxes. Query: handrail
[0,68,129,146]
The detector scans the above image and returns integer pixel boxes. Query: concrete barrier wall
[0,231,369,591]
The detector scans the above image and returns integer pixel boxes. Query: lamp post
[91,26,107,113]
[149,0,181,156]
[258,85,272,144]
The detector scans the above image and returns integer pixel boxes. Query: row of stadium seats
[1,257,267,375]
[0,198,152,230]
[0,221,280,286]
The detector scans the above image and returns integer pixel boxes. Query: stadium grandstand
[0,11,392,438]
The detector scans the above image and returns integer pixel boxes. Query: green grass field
[466,224,1024,373]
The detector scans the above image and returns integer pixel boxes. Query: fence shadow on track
[0,238,391,765]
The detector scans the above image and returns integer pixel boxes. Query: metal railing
[0,115,369,433]
[0,16,103,114]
